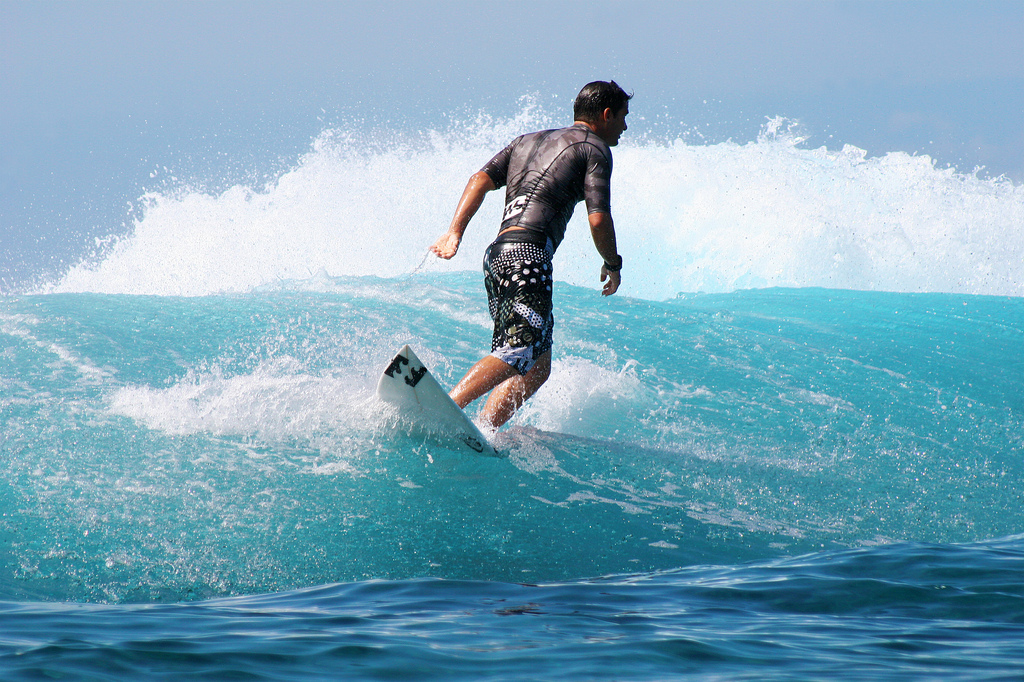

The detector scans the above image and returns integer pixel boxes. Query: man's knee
[525,352,552,390]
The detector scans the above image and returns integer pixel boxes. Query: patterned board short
[482,240,554,375]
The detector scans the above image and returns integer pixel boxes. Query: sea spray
[41,107,1024,299]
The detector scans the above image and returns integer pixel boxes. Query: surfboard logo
[384,352,428,387]
[405,366,427,387]
[376,345,499,457]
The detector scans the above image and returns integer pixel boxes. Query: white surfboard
[375,345,499,457]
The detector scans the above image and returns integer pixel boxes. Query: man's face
[600,105,629,146]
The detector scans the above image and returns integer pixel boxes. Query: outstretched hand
[430,231,461,260]
[600,266,621,296]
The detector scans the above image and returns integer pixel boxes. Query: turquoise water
[3,106,1024,677]
[2,275,1024,678]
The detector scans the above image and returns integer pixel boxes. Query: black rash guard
[480,123,612,252]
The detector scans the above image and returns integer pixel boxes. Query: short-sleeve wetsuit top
[480,123,612,252]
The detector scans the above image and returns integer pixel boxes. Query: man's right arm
[431,171,497,260]
[589,211,621,296]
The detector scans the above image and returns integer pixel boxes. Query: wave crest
[44,107,1024,298]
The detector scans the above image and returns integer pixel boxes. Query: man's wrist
[603,255,623,272]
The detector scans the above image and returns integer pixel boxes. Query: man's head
[573,81,632,146]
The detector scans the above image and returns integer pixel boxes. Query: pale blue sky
[2,0,1023,284]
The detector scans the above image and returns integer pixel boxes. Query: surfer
[430,80,630,428]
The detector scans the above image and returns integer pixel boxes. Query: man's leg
[480,351,551,428]
[460,239,554,428]
[450,356,519,409]
[449,351,551,429]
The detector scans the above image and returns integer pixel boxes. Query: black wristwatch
[603,255,623,272]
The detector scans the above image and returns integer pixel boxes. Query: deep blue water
[2,276,1023,678]
[4,538,1024,680]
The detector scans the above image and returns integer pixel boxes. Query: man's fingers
[431,234,459,259]
[600,268,620,296]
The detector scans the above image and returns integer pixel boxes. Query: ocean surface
[2,107,1024,679]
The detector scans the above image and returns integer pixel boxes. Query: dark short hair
[573,81,632,123]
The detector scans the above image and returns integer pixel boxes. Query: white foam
[43,107,1024,299]
[1,312,109,381]
[516,356,647,437]
[106,357,377,450]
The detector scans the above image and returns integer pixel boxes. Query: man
[430,80,630,429]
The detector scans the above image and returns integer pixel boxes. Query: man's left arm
[589,211,621,296]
